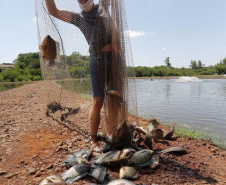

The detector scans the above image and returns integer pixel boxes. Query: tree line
[0,53,226,82]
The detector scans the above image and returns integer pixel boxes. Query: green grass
[174,124,226,149]
[79,93,92,100]
[138,113,226,149]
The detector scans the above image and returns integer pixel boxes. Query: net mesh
[35,0,137,138]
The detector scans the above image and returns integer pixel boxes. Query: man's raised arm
[45,0,72,23]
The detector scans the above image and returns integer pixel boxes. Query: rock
[58,141,63,146]
[54,167,60,173]
[5,173,15,179]
[31,162,38,167]
[40,167,45,172]
[46,164,53,170]
[35,170,42,177]
[29,168,37,175]
[32,154,38,159]
[0,170,7,176]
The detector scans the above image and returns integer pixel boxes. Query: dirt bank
[0,81,225,185]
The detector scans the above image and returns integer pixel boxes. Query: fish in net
[35,0,137,141]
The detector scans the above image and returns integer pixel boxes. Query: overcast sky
[0,0,226,67]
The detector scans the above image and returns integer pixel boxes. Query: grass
[79,93,92,100]
[174,124,226,149]
[138,112,226,149]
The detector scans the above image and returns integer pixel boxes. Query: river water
[136,77,226,140]
[0,83,31,91]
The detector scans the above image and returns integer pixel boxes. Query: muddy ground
[0,81,225,185]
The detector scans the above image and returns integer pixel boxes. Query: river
[136,77,226,141]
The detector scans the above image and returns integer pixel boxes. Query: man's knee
[92,97,104,110]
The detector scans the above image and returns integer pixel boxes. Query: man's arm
[45,0,72,23]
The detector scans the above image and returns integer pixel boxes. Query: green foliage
[1,52,41,82]
[164,57,171,68]
[215,63,226,75]
[2,52,226,81]
[67,52,90,78]
[0,74,3,82]
[134,57,226,77]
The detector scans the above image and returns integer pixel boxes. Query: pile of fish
[40,119,187,185]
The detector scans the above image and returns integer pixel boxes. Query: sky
[0,0,226,68]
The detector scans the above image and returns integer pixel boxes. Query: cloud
[162,47,167,50]
[125,30,155,38]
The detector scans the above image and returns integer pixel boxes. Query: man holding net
[45,0,114,152]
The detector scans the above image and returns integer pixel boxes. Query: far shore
[0,75,226,84]
[134,75,226,79]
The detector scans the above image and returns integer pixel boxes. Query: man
[45,0,113,152]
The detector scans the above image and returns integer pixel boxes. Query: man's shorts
[90,52,112,97]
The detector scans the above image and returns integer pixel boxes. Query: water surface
[136,78,226,140]
[0,82,31,92]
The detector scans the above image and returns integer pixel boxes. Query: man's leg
[89,97,104,145]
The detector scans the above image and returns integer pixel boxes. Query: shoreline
[0,75,226,85]
[0,81,225,184]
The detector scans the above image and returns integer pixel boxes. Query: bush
[33,76,41,81]
[0,75,3,82]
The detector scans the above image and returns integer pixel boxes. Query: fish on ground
[91,150,121,166]
[159,146,187,155]
[163,122,176,140]
[61,164,91,184]
[62,148,93,167]
[39,175,66,185]
[107,179,136,185]
[127,149,154,167]
[119,166,139,180]
[144,122,154,149]
[152,128,163,142]
[89,165,107,183]
[149,153,160,169]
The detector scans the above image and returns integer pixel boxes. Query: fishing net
[35,0,137,139]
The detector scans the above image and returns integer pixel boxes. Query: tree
[164,57,171,68]
[198,60,203,69]
[222,57,226,65]
[190,60,197,69]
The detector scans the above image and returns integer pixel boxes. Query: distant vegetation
[0,52,41,82]
[135,57,226,77]
[0,53,226,82]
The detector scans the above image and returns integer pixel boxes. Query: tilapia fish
[89,165,107,183]
[62,148,93,167]
[39,175,66,185]
[163,122,176,140]
[159,147,187,155]
[107,179,136,185]
[144,122,154,149]
[149,153,160,169]
[149,118,160,128]
[119,166,139,180]
[127,149,154,167]
[40,35,60,69]
[114,121,133,149]
[91,150,121,166]
[61,164,90,184]
[152,128,163,142]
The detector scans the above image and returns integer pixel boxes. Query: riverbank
[133,75,226,79]
[0,81,225,184]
